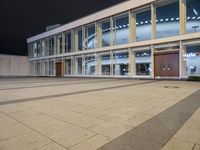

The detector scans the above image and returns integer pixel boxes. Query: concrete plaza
[0,77,199,150]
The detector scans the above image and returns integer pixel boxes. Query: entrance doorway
[154,51,179,77]
[56,62,62,77]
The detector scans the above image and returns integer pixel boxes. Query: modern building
[27,0,200,79]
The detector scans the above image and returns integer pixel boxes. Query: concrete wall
[0,54,29,76]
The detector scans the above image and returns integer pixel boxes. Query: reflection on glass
[78,30,83,51]
[65,59,72,75]
[184,45,200,76]
[85,25,96,49]
[49,60,55,75]
[102,20,111,47]
[65,32,71,53]
[114,51,129,75]
[77,57,83,75]
[114,14,129,45]
[136,9,151,41]
[186,0,200,33]
[49,37,54,56]
[85,56,96,75]
[156,1,179,38]
[101,54,111,75]
[135,51,151,76]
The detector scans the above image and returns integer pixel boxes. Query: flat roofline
[27,0,156,43]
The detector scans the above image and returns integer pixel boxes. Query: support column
[151,45,155,78]
[53,36,57,55]
[129,48,136,76]
[97,23,102,48]
[110,17,114,46]
[57,35,60,54]
[74,30,78,52]
[71,30,75,52]
[96,53,102,76]
[151,4,156,40]
[179,41,184,78]
[62,33,65,54]
[95,53,98,76]
[179,0,186,35]
[110,51,114,76]
[129,11,136,43]
[82,26,86,50]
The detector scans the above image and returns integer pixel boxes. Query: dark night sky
[0,0,125,56]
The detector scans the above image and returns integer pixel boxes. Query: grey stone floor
[0,77,199,150]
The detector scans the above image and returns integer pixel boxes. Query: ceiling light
[187,17,191,20]
[140,22,143,24]
[192,16,196,19]
[160,19,163,22]
[176,17,179,20]
[193,8,198,16]
[165,18,169,21]
[171,18,174,21]
[119,25,122,28]
[145,21,148,24]
[123,25,126,27]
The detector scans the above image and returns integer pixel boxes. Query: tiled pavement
[0,77,199,150]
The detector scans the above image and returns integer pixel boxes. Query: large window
[113,51,129,76]
[85,55,96,75]
[156,0,180,38]
[49,37,54,56]
[65,32,71,53]
[58,34,62,54]
[184,44,200,76]
[101,53,111,75]
[85,24,96,49]
[78,30,83,51]
[135,50,151,76]
[113,14,129,45]
[136,9,151,41]
[186,0,200,33]
[65,58,72,75]
[101,20,111,47]
[33,41,41,58]
[49,60,55,76]
[76,57,83,75]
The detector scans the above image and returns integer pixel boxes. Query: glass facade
[184,44,200,76]
[101,53,111,75]
[113,14,129,45]
[77,57,83,75]
[65,32,71,53]
[28,0,200,78]
[101,20,111,47]
[135,50,151,76]
[49,37,54,56]
[65,58,72,75]
[85,55,96,75]
[136,9,151,41]
[85,25,96,49]
[186,0,200,33]
[156,0,180,38]
[78,29,83,51]
[114,51,129,76]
